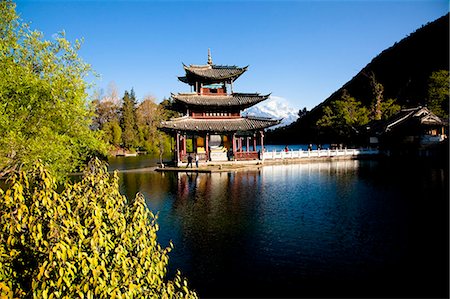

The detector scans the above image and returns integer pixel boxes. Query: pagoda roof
[178,64,248,84]
[171,92,270,109]
[159,116,281,133]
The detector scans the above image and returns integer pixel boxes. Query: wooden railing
[235,151,259,160]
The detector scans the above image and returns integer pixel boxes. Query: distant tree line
[91,85,179,157]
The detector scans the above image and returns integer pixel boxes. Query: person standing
[195,153,199,168]
[186,154,193,168]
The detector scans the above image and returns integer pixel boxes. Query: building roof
[159,116,281,133]
[172,92,270,109]
[367,106,447,135]
[178,64,248,85]
[385,107,445,131]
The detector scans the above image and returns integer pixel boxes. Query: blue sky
[15,0,448,111]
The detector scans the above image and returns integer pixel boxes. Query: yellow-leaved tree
[0,159,198,298]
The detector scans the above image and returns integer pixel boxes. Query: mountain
[267,13,449,144]
[243,96,299,128]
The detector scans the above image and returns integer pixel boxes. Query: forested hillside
[267,14,449,145]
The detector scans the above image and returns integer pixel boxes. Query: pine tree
[120,89,138,150]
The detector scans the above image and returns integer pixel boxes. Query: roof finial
[207,48,213,65]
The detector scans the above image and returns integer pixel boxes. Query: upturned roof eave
[170,93,270,108]
[180,64,248,83]
[158,116,280,133]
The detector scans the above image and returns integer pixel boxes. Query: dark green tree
[316,92,370,144]
[426,70,449,118]
[102,121,122,147]
[159,97,183,120]
[120,89,138,150]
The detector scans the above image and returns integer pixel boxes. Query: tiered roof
[178,64,248,85]
[160,116,281,133]
[160,50,281,133]
[172,92,270,109]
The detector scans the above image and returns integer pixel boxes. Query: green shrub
[0,159,197,298]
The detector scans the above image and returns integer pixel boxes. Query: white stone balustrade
[262,148,379,160]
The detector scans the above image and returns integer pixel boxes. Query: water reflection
[118,159,448,298]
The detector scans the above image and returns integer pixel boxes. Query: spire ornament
[207,48,213,65]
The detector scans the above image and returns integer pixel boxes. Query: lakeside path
[155,155,375,173]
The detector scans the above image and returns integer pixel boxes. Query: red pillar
[232,133,236,155]
[175,132,180,162]
[253,134,257,151]
[205,133,209,161]
[246,137,250,152]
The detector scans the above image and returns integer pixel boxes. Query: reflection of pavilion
[160,50,280,166]
[175,170,261,204]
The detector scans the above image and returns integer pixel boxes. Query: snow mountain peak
[243,96,298,128]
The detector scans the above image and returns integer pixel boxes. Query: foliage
[297,107,308,119]
[0,159,198,299]
[136,97,172,155]
[316,94,370,142]
[159,98,182,120]
[379,98,401,120]
[120,90,138,150]
[102,120,122,147]
[368,72,384,120]
[0,0,107,179]
[93,92,173,157]
[426,70,449,118]
[92,99,121,131]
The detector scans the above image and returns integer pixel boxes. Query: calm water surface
[109,156,449,298]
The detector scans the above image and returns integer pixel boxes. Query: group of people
[186,153,199,168]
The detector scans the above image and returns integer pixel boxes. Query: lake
[109,154,449,298]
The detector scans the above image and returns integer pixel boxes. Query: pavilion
[159,50,280,165]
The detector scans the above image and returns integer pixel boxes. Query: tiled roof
[385,107,445,131]
[178,64,248,84]
[367,106,447,134]
[172,93,270,108]
[159,116,281,133]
